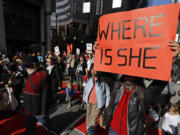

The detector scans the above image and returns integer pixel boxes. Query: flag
[51,0,72,27]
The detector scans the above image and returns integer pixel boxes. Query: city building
[88,0,147,42]
[51,0,148,53]
[52,0,179,53]
[51,0,90,52]
[0,0,53,57]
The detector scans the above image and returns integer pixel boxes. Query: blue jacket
[65,87,76,96]
[83,77,110,108]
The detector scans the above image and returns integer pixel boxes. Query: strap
[29,76,39,92]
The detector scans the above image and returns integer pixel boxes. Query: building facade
[0,0,53,57]
[52,0,180,53]
[51,0,89,52]
[88,0,147,41]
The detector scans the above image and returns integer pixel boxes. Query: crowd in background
[0,40,180,135]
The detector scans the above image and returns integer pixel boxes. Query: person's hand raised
[169,40,180,57]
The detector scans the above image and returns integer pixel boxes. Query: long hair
[120,75,145,88]
[89,63,116,88]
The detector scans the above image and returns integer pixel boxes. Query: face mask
[26,69,35,75]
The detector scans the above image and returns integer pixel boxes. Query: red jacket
[24,70,48,115]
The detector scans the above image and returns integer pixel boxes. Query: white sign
[83,2,91,13]
[54,46,60,56]
[112,0,122,8]
[86,43,92,53]
[76,48,80,55]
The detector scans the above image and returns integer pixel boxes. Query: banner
[94,4,180,81]
[54,46,60,56]
[86,43,93,53]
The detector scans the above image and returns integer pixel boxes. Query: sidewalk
[48,94,85,135]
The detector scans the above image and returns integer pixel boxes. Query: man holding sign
[93,4,180,135]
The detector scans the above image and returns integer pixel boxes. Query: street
[49,94,85,135]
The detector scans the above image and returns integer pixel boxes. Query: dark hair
[51,57,57,64]
[171,103,180,114]
[88,63,115,86]
[8,62,17,72]
[120,75,145,87]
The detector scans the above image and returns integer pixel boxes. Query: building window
[112,0,122,9]
[83,2,91,13]
[96,0,103,15]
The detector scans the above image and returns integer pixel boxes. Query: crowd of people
[0,40,180,135]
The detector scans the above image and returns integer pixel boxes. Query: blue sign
[148,0,172,6]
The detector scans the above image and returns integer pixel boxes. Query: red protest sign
[94,4,180,81]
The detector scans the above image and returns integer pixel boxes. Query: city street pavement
[48,94,85,135]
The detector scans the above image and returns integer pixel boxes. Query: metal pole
[44,0,51,52]
[43,0,47,52]
[56,13,58,46]
[0,0,7,54]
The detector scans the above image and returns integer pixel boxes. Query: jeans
[34,115,46,127]
[87,128,95,135]
[108,126,119,135]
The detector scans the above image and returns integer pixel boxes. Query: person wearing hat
[23,56,55,135]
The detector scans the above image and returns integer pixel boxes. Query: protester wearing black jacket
[69,54,77,83]
[7,63,24,105]
[103,77,167,135]
[23,56,53,135]
[46,57,62,93]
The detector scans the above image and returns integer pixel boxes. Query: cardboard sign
[86,43,92,53]
[54,46,60,56]
[94,4,180,81]
[76,48,80,55]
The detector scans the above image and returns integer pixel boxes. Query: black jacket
[8,71,24,102]
[77,62,87,75]
[103,80,167,135]
[24,70,49,115]
[48,65,62,93]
